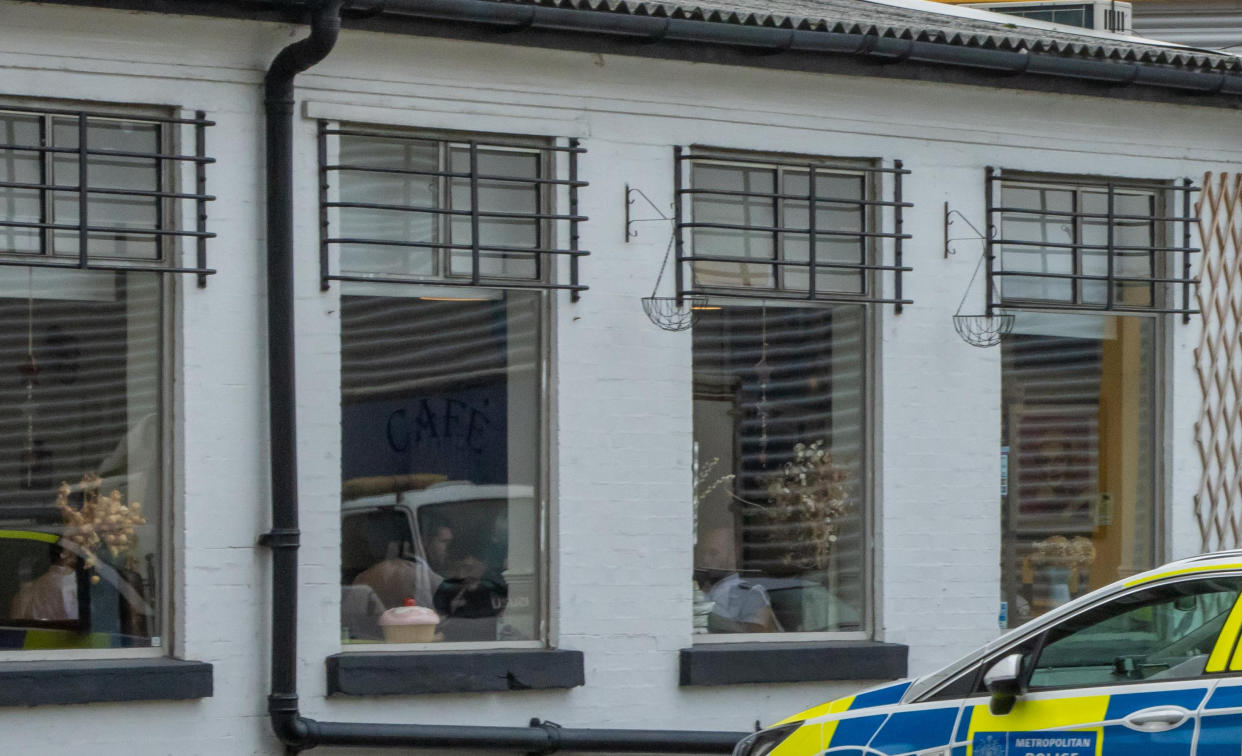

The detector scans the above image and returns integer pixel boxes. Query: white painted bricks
[0,2,1235,753]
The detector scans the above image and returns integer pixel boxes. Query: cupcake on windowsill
[379,598,440,643]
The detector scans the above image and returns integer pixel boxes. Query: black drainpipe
[259,3,744,753]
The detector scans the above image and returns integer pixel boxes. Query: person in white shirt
[694,526,782,634]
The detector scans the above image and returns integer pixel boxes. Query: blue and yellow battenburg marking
[1206,591,1242,672]
[774,680,912,727]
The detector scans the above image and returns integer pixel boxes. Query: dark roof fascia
[16,0,1242,108]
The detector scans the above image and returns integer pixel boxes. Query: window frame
[998,307,1169,630]
[318,121,586,299]
[0,98,193,662]
[324,122,565,652]
[0,269,175,662]
[986,168,1198,320]
[690,296,877,645]
[674,146,911,312]
[0,102,216,286]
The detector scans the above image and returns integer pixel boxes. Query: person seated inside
[433,535,509,642]
[352,518,451,611]
[694,525,782,634]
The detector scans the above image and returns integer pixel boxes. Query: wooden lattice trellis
[1195,173,1242,551]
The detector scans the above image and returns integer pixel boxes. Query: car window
[1027,577,1242,690]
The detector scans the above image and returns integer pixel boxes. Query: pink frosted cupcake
[379,598,439,642]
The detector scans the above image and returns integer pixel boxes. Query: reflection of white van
[341,481,538,643]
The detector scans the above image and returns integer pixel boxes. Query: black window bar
[986,167,1200,323]
[318,124,588,301]
[673,147,913,313]
[0,106,217,287]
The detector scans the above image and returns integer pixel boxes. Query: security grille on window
[0,102,206,652]
[324,124,573,646]
[0,106,216,285]
[318,124,587,299]
[674,148,911,312]
[987,168,1199,320]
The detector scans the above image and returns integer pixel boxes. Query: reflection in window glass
[0,112,165,261]
[338,135,440,277]
[0,114,42,255]
[1029,578,1241,689]
[692,303,865,635]
[336,132,544,283]
[339,291,541,644]
[689,160,867,295]
[998,181,1161,309]
[1001,312,1156,625]
[0,269,163,650]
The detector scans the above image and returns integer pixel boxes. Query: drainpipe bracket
[260,527,302,549]
[527,718,563,756]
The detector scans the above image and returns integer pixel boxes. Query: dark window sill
[679,640,908,686]
[0,657,213,706]
[328,648,584,696]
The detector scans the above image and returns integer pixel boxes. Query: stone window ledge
[680,640,907,686]
[327,648,584,696]
[0,657,213,706]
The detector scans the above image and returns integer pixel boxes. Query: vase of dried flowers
[748,441,854,575]
[57,473,147,575]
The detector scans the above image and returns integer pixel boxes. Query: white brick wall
[0,2,1237,753]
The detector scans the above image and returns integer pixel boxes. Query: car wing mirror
[984,653,1024,715]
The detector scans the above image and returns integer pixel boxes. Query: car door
[951,574,1242,756]
[1193,584,1242,756]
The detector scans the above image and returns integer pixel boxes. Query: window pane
[1001,313,1156,625]
[448,147,540,280]
[0,268,162,650]
[781,171,865,295]
[693,304,865,635]
[691,164,777,289]
[338,136,439,277]
[1029,578,1242,689]
[340,290,541,643]
[1000,186,1075,303]
[0,113,43,255]
[1081,191,1155,307]
[51,118,161,261]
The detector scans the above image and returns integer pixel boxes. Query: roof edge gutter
[371,0,1242,98]
[259,3,744,753]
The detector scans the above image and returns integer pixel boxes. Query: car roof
[340,481,535,513]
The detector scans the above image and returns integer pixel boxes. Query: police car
[736,551,1242,756]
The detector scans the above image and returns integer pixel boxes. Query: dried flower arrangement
[753,440,854,573]
[56,473,147,576]
[1028,535,1096,570]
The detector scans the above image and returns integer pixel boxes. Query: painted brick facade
[0,2,1236,754]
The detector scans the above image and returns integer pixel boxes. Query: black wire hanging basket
[641,228,709,332]
[953,240,1013,348]
[642,294,708,332]
[953,312,1014,348]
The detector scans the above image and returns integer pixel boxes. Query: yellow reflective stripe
[1207,593,1242,672]
[770,723,822,756]
[966,696,1109,739]
[1124,564,1242,587]
[0,529,57,544]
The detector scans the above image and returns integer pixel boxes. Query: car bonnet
[772,679,914,726]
